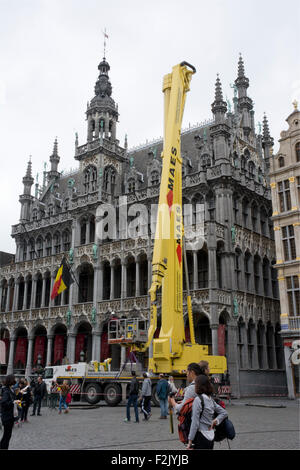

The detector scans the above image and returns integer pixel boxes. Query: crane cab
[108,318,148,345]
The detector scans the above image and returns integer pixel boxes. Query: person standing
[168,376,178,395]
[48,381,58,410]
[31,376,46,416]
[187,375,228,450]
[141,373,152,421]
[168,362,202,414]
[156,374,169,419]
[0,374,17,449]
[20,379,32,423]
[124,371,139,423]
[57,380,70,414]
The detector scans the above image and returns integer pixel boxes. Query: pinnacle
[215,74,224,102]
[26,158,32,178]
[238,53,245,78]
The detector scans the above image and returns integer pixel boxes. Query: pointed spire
[215,74,224,102]
[25,156,33,178]
[237,53,245,78]
[262,113,274,145]
[48,137,60,177]
[211,74,227,121]
[53,137,58,156]
[235,53,249,93]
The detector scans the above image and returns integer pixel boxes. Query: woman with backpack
[187,375,228,450]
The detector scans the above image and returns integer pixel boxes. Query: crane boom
[108,62,227,376]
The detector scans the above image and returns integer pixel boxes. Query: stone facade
[269,102,300,398]
[0,55,287,397]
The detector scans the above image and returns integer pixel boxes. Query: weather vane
[102,28,108,58]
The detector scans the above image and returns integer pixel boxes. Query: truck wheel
[84,383,101,405]
[104,383,122,406]
[151,384,159,407]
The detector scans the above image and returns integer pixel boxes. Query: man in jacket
[156,374,169,419]
[31,376,46,416]
[0,374,16,449]
[124,371,139,423]
[141,373,152,421]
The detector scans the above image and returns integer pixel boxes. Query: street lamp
[80,350,85,362]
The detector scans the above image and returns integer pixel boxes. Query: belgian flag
[51,257,74,300]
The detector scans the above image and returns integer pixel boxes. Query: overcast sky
[0,0,299,253]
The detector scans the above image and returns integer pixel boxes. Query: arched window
[103,166,116,194]
[254,255,261,294]
[237,317,246,368]
[244,251,252,291]
[295,142,300,162]
[150,171,159,186]
[22,240,27,261]
[248,161,255,178]
[84,166,97,193]
[235,249,242,290]
[53,232,61,254]
[29,239,35,260]
[32,208,38,221]
[62,230,70,252]
[78,264,94,302]
[278,156,285,168]
[192,194,204,225]
[36,237,43,258]
[128,178,135,193]
[207,192,215,221]
[45,234,52,256]
[242,198,250,228]
[48,204,54,217]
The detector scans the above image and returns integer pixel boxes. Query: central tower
[86,56,119,143]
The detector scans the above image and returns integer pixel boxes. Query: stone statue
[91,306,97,325]
[92,243,98,260]
[233,298,238,317]
[230,83,238,98]
[66,309,72,326]
[231,225,236,244]
[69,248,74,263]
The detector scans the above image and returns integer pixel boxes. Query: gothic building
[0,54,287,397]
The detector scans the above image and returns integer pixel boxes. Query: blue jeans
[159,398,168,417]
[59,396,68,412]
[126,394,139,422]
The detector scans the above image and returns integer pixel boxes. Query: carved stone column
[25,335,34,377]
[46,334,54,366]
[135,259,141,297]
[41,274,47,308]
[6,336,16,375]
[110,261,115,300]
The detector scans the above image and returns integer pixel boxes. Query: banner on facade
[75,333,86,362]
[54,335,65,365]
[14,337,27,367]
[33,336,46,365]
[218,324,226,356]
[101,331,109,362]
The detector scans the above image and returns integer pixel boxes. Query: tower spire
[262,113,274,169]
[102,28,108,58]
[48,137,60,179]
[211,74,227,122]
[19,157,34,222]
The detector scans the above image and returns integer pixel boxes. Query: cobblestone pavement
[3,397,299,451]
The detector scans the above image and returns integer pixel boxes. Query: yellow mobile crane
[109,62,227,376]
